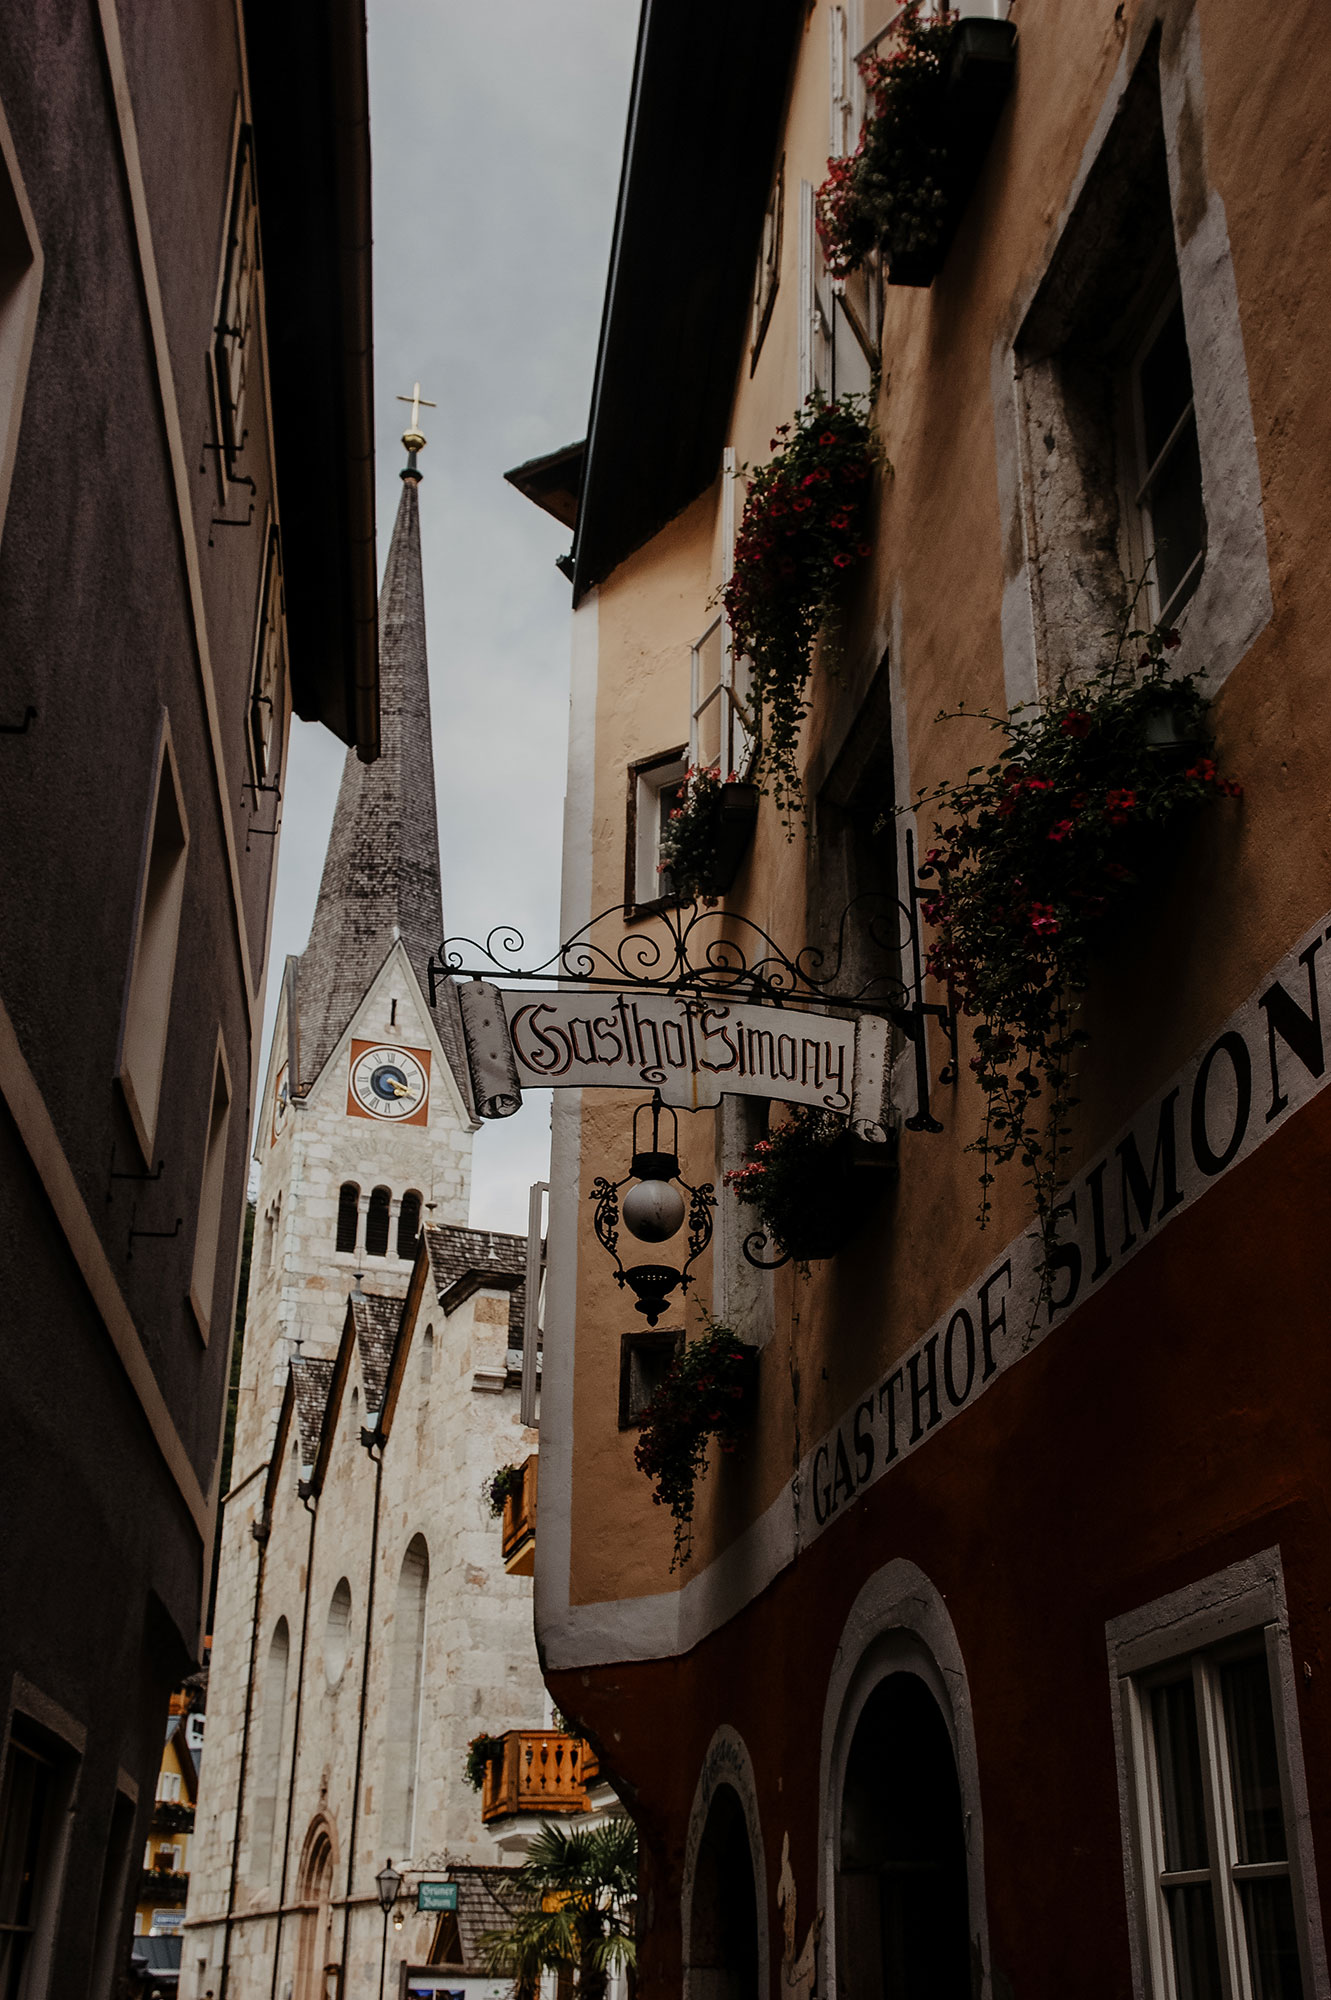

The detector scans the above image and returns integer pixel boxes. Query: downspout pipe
[218,1503,271,2000]
[268,1489,318,2000]
[340,1430,385,1996]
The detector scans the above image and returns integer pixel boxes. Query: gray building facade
[0,3,379,1993]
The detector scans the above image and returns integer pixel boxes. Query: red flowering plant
[658,762,744,904]
[722,393,878,824]
[815,4,955,280]
[911,613,1241,1264]
[633,1316,757,1568]
[724,1106,881,1264]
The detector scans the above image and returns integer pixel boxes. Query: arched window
[837,1673,970,1999]
[365,1186,391,1258]
[325,1579,352,1688]
[687,1783,759,1999]
[250,1618,289,1882]
[336,1182,360,1254]
[293,1818,335,2000]
[349,1385,359,1436]
[420,1325,434,1384]
[383,1536,429,1852]
[397,1190,422,1262]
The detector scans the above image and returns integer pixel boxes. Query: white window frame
[1107,1549,1328,2000]
[628,748,688,909]
[1124,285,1207,628]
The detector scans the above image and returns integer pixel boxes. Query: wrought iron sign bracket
[430,869,959,1133]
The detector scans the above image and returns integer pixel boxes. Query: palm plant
[478,1817,638,2000]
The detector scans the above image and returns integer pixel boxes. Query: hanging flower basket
[911,614,1241,1268]
[483,1464,523,1519]
[633,1319,758,1569]
[816,6,1017,288]
[724,1107,893,1263]
[722,395,878,822]
[464,1733,508,1791]
[659,766,760,903]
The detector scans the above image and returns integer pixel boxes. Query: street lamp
[376,1859,404,2000]
[589,1094,714,1326]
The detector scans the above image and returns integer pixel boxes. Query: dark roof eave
[571,0,806,604]
[244,0,380,759]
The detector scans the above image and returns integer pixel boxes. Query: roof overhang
[243,0,380,759]
[570,0,806,602]
[503,441,584,531]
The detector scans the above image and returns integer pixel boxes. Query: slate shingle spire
[294,419,453,1091]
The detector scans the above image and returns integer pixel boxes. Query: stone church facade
[183,440,549,2000]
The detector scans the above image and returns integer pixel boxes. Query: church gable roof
[292,1356,335,1469]
[293,464,465,1097]
[423,1223,529,1345]
[351,1292,403,1415]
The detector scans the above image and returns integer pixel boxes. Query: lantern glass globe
[622,1178,686,1243]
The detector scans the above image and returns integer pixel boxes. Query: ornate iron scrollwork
[430,828,958,1132]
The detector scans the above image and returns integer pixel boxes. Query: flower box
[818,9,1017,293]
[660,768,760,904]
[725,1110,897,1263]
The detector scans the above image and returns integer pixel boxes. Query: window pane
[1238,1878,1304,2000]
[1163,1883,1225,2000]
[657,782,685,899]
[1220,1655,1288,1864]
[1139,299,1193,468]
[1148,414,1205,616]
[1151,1677,1210,1871]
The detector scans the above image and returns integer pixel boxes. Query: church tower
[233,411,476,1469]
[187,414,559,2000]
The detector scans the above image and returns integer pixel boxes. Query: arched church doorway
[685,1782,760,2000]
[836,1672,970,2000]
[292,1817,335,2000]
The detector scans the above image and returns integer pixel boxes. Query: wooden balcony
[481,1730,594,1822]
[501,1453,538,1577]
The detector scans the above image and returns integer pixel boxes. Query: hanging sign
[416,1880,459,1913]
[455,982,891,1136]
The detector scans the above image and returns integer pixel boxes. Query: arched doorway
[292,1817,336,2000]
[686,1782,760,2000]
[836,1673,970,1999]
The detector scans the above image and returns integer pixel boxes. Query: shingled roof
[422,1224,529,1346]
[292,462,465,1096]
[352,1291,402,1414]
[424,1864,536,1972]
[292,1356,335,1468]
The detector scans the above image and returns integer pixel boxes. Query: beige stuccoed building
[182,431,569,2000]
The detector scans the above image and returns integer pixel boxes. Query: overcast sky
[259,2,639,1229]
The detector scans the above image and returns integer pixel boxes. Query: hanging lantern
[589,1095,714,1326]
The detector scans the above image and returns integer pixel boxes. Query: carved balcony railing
[481,1730,594,1822]
[501,1454,538,1577]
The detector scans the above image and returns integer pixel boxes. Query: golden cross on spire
[396,382,436,451]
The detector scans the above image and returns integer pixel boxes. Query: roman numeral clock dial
[347,1043,431,1123]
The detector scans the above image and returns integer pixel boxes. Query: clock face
[348,1044,430,1122]
[272,1064,290,1145]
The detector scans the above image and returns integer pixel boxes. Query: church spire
[294,403,450,1091]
